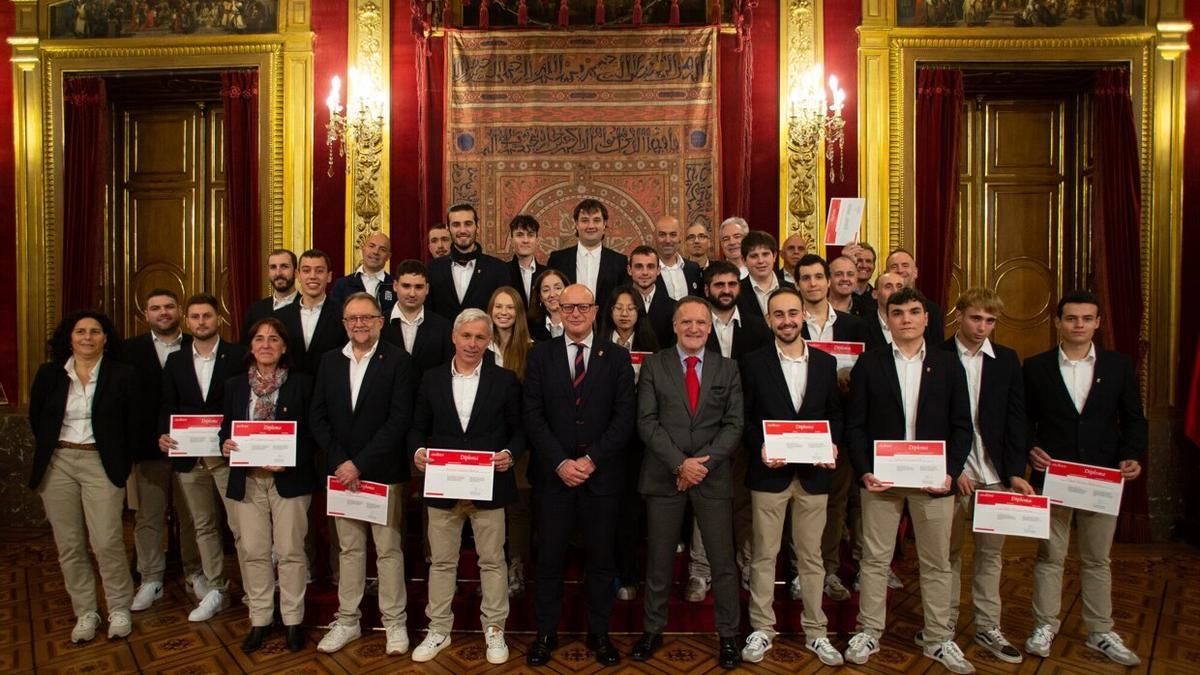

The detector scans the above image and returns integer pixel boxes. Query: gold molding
[343,0,390,274]
[777,0,825,249]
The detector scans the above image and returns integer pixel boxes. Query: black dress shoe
[241,626,269,654]
[718,637,742,669]
[285,625,305,652]
[630,632,662,661]
[526,632,558,667]
[587,633,621,666]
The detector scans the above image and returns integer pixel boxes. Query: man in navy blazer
[546,199,630,312]
[310,293,415,657]
[627,245,676,348]
[505,214,546,308]
[735,231,794,320]
[380,259,455,376]
[427,204,510,320]
[653,215,704,300]
[522,284,635,667]
[276,249,345,376]
[1021,291,1147,666]
[240,248,299,345]
[329,233,396,318]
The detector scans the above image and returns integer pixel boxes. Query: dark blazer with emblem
[938,337,1027,485]
[220,372,317,501]
[310,341,414,486]
[122,332,194,462]
[507,257,547,309]
[330,270,396,319]
[742,344,842,495]
[275,298,347,376]
[241,294,297,345]
[380,310,455,377]
[863,299,946,351]
[408,361,525,510]
[547,245,630,312]
[159,339,248,473]
[641,287,677,349]
[427,252,510,321]
[656,258,704,298]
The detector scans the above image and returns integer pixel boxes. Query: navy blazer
[159,340,248,473]
[241,294,297,345]
[220,372,317,501]
[330,270,397,318]
[742,344,842,495]
[427,252,510,321]
[522,335,636,496]
[1023,346,1146,487]
[845,345,974,496]
[704,309,771,363]
[641,288,677,349]
[275,298,347,376]
[546,245,630,311]
[380,311,455,378]
[938,337,1027,485]
[656,258,704,298]
[863,299,945,352]
[122,332,194,462]
[735,273,794,320]
[507,257,547,309]
[310,341,414,485]
[408,361,525,510]
[28,359,139,489]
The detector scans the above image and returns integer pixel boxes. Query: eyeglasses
[559,303,594,315]
[343,315,383,325]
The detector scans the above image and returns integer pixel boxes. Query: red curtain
[913,68,962,309]
[1092,67,1148,542]
[221,71,260,339]
[62,77,108,313]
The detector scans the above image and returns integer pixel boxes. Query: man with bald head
[779,233,809,286]
[523,283,635,667]
[885,249,945,346]
[331,232,396,317]
[864,271,906,351]
[654,215,703,300]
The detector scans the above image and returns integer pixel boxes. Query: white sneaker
[130,582,163,611]
[808,637,845,666]
[914,622,956,647]
[188,589,228,622]
[824,573,851,601]
[887,569,905,589]
[924,640,975,674]
[741,630,772,663]
[484,625,509,664]
[107,610,132,639]
[684,576,710,602]
[1085,631,1141,666]
[187,573,211,599]
[788,575,803,600]
[71,611,102,643]
[1024,624,1056,657]
[385,624,410,655]
[844,631,880,664]
[975,626,1023,663]
[317,622,361,653]
[412,631,451,662]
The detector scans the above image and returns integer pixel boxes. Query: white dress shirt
[59,356,99,444]
[804,302,839,342]
[660,255,689,300]
[711,308,742,359]
[391,305,423,353]
[152,331,184,368]
[576,243,602,296]
[640,286,657,313]
[299,298,325,349]
[955,336,1000,484]
[545,317,564,339]
[751,274,780,315]
[876,311,894,345]
[737,264,750,279]
[566,332,594,379]
[272,290,299,310]
[776,342,809,412]
[782,270,797,286]
[343,339,379,412]
[488,341,505,368]
[893,341,926,441]
[611,330,634,351]
[356,265,386,299]
[451,258,476,303]
[451,359,482,431]
[192,340,219,401]
[517,258,536,301]
[1058,342,1097,413]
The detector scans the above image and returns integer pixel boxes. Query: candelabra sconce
[325,71,386,232]
[785,64,845,229]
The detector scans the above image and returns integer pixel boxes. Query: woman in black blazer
[526,269,569,342]
[28,310,138,643]
[219,317,316,654]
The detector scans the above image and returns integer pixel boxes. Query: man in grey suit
[631,296,745,670]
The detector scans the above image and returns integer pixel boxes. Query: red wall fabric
[311,0,348,270]
[388,1,422,262]
[823,2,860,202]
[0,4,16,400]
[913,68,963,310]
[221,71,261,340]
[745,1,779,234]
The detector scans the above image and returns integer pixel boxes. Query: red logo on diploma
[328,477,388,497]
[976,491,1048,509]
[629,351,651,365]
[807,341,865,357]
[874,441,945,457]
[1047,460,1122,483]
[233,421,296,435]
[427,449,494,466]
[764,421,830,435]
[171,415,221,429]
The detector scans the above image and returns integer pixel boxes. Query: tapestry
[444,28,719,257]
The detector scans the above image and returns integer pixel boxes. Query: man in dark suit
[1022,290,1146,667]
[778,232,809,286]
[381,259,454,376]
[842,287,975,673]
[276,249,345,376]
[885,248,945,346]
[862,271,906,351]
[311,293,414,657]
[795,254,869,348]
[828,255,862,315]
[506,214,546,308]
[704,260,770,363]
[546,198,629,312]
[740,288,845,666]
[627,245,676,348]
[523,284,635,667]
[156,294,248,623]
[330,233,396,318]
[427,203,509,320]
[736,231,793,319]
[654,215,704,300]
[633,296,744,669]
[930,288,1030,664]
[240,248,299,345]
[123,288,201,613]
[685,220,713,270]
[408,308,525,665]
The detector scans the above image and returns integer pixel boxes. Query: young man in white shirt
[547,199,629,312]
[736,231,791,319]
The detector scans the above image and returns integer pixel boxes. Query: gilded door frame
[7,0,315,404]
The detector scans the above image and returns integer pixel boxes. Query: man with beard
[684,220,714,270]
[241,248,299,345]
[427,225,452,259]
[427,204,509,320]
[547,199,630,312]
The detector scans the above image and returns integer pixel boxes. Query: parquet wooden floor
[0,525,1196,673]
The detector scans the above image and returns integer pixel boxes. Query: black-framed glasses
[343,315,383,325]
[560,303,594,315]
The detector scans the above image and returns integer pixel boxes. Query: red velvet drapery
[913,68,962,309]
[221,71,261,340]
[1092,67,1148,542]
[62,77,108,314]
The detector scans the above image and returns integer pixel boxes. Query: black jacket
[735,273,794,320]
[657,258,704,298]
[380,310,455,378]
[330,270,396,318]
[427,252,510,321]
[546,245,630,311]
[641,287,677,349]
[159,340,248,472]
[275,298,347,376]
[801,308,870,345]
[704,309,771,362]
[938,337,1027,485]
[122,332,194,462]
[863,299,945,351]
[220,372,317,500]
[241,294,297,345]
[507,257,547,309]
[408,361,525,509]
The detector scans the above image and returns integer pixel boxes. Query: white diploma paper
[630,351,652,383]
[423,449,495,501]
[824,198,865,246]
[807,341,866,371]
[1041,459,1124,516]
[168,415,223,457]
[763,420,834,464]
[972,490,1051,539]
[873,440,947,489]
[229,420,297,467]
[326,477,390,526]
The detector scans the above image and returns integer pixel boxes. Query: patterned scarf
[248,366,287,421]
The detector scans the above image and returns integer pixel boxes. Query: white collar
[806,302,838,324]
[63,355,103,382]
[566,331,594,349]
[192,338,220,360]
[892,341,927,362]
[954,335,995,359]
[713,307,742,327]
[576,242,602,257]
[660,254,684,270]
[357,265,386,282]
[1058,342,1097,365]
[776,341,809,363]
[152,331,183,347]
[451,358,483,378]
[391,304,424,325]
[342,339,380,363]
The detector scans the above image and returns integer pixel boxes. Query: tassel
[442,1,452,28]
[559,0,569,26]
[595,0,605,25]
[518,0,528,25]
[632,0,643,25]
[670,0,680,25]
[479,0,489,28]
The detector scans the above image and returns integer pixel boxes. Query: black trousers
[533,484,619,635]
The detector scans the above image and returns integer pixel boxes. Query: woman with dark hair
[526,269,569,342]
[219,317,317,654]
[28,310,138,643]
[599,284,661,353]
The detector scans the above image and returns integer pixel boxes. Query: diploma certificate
[762,420,834,464]
[327,477,390,526]
[229,421,297,467]
[807,341,866,371]
[873,441,947,489]
[168,415,222,457]
[1041,459,1124,516]
[423,449,495,501]
[972,490,1051,539]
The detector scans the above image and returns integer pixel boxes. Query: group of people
[28,198,1146,673]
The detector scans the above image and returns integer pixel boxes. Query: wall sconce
[325,69,385,179]
[785,64,846,226]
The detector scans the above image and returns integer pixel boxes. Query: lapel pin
[1096,378,1102,383]
[282,406,288,413]
[926,367,932,373]
[597,349,604,357]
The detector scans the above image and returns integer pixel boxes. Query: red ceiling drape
[221,71,261,340]
[62,76,108,315]
[914,68,963,309]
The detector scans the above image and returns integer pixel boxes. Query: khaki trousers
[176,458,239,592]
[748,478,829,640]
[233,472,310,626]
[1032,504,1117,633]
[949,481,1006,629]
[859,488,955,642]
[821,457,863,572]
[133,458,200,582]
[425,502,509,633]
[689,446,752,578]
[39,448,135,616]
[334,483,407,627]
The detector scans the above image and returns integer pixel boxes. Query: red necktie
[685,356,700,414]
